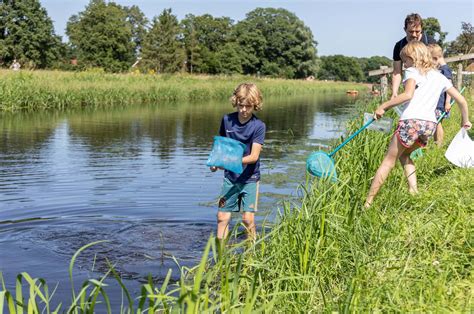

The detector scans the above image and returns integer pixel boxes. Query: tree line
[1,0,472,81]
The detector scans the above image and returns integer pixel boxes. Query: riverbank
[0,70,366,111]
[1,92,472,312]
[173,92,473,311]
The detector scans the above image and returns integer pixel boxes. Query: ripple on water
[0,218,214,283]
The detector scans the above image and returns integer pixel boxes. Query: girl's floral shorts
[396,119,436,148]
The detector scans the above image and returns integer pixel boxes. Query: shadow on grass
[431,164,456,176]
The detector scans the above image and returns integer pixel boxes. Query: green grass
[0,69,367,111]
[1,91,473,313]
[171,91,473,312]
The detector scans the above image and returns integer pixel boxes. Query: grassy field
[1,90,472,313]
[0,69,366,111]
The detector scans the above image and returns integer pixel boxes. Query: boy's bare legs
[434,123,444,147]
[217,211,231,240]
[399,147,418,195]
[365,136,407,208]
[242,212,256,240]
[216,211,231,256]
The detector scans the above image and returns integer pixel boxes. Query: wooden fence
[369,53,474,99]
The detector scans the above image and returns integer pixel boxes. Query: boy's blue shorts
[218,178,259,212]
[435,109,450,122]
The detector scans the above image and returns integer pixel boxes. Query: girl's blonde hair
[230,83,263,111]
[400,41,435,74]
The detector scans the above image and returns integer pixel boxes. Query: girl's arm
[446,87,472,129]
[242,143,262,165]
[375,79,416,118]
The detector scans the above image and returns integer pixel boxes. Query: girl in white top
[365,41,471,207]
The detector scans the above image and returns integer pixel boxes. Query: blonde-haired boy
[428,44,453,147]
[210,83,266,244]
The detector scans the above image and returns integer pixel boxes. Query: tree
[423,17,448,47]
[317,55,364,82]
[446,22,474,56]
[66,0,135,72]
[140,9,185,73]
[180,14,202,73]
[234,8,318,78]
[214,43,242,74]
[180,14,233,74]
[125,5,148,55]
[0,0,63,68]
[357,56,392,83]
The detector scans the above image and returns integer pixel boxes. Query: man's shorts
[396,119,436,148]
[218,178,259,213]
[435,109,450,122]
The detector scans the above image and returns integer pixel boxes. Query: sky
[41,0,473,58]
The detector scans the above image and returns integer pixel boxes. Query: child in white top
[365,41,471,207]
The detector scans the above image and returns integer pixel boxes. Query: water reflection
[0,93,357,304]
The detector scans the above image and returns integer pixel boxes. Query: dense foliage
[0,0,469,80]
[0,0,63,68]
[233,8,318,78]
[446,22,474,56]
[66,0,137,72]
[317,55,365,82]
[423,17,448,47]
[140,9,185,73]
[357,56,393,83]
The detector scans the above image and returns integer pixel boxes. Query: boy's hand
[444,102,452,113]
[463,121,472,129]
[374,107,385,119]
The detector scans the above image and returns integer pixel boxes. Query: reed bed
[0,70,365,111]
[1,92,472,313]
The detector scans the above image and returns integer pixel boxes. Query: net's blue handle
[329,118,375,157]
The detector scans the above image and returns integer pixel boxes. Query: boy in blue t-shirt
[210,83,266,243]
[428,44,453,147]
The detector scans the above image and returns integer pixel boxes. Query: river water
[0,93,357,308]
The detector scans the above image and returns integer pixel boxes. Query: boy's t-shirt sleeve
[253,121,266,145]
[441,66,453,80]
[219,116,226,137]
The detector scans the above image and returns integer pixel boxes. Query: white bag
[445,128,474,168]
[394,102,408,116]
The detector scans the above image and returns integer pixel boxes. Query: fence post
[457,63,463,90]
[379,66,388,100]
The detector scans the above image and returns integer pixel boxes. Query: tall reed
[0,70,366,111]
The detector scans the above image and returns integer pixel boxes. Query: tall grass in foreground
[0,70,366,111]
[1,93,472,313]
